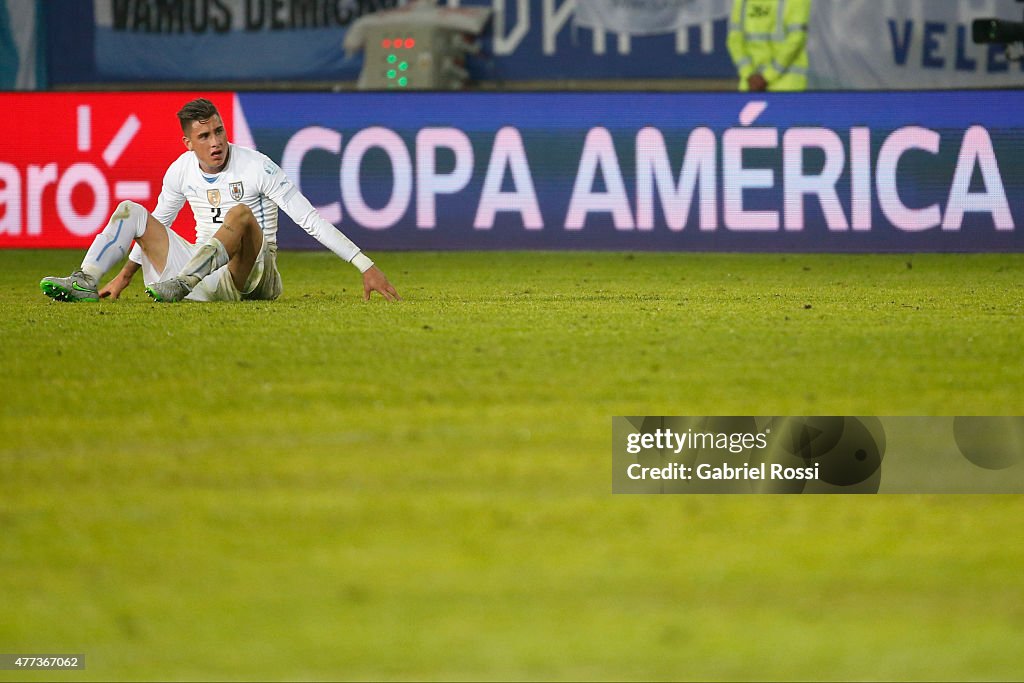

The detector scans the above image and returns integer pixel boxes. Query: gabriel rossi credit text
[624,425,818,482]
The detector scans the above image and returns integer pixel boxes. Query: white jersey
[130,143,363,265]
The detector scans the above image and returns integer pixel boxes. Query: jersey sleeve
[151,158,187,229]
[260,155,371,268]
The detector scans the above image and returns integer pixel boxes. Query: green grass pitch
[1,249,1023,681]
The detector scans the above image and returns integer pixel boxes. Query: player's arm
[267,163,401,301]
[149,162,187,231]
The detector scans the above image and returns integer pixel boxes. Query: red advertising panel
[0,92,234,247]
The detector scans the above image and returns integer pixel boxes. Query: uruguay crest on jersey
[230,182,244,201]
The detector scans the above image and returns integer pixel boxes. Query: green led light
[398,77,408,87]
[399,62,408,71]
[387,54,397,64]
[387,69,397,79]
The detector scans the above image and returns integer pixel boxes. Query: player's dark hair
[177,98,220,135]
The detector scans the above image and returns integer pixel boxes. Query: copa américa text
[279,103,1015,233]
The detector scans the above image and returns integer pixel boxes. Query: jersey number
[211,207,223,224]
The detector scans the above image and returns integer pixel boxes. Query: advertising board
[3,90,1021,253]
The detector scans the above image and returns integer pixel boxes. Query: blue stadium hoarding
[42,1,1024,89]
[44,0,733,84]
[233,90,1024,253]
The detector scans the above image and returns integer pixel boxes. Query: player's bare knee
[225,204,257,228]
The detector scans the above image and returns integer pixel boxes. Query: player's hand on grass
[362,265,401,302]
[99,272,132,300]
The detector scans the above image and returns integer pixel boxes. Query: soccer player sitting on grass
[40,98,400,303]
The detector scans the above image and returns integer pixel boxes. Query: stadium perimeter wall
[41,1,1024,91]
[1,90,1022,253]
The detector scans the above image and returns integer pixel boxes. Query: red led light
[404,38,416,48]
[382,39,391,48]
[394,37,403,47]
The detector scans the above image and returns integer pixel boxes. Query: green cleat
[145,277,191,303]
[40,270,99,302]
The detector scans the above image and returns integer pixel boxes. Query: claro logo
[0,105,152,238]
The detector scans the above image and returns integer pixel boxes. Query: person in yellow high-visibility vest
[728,0,811,92]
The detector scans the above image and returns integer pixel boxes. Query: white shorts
[139,226,282,302]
